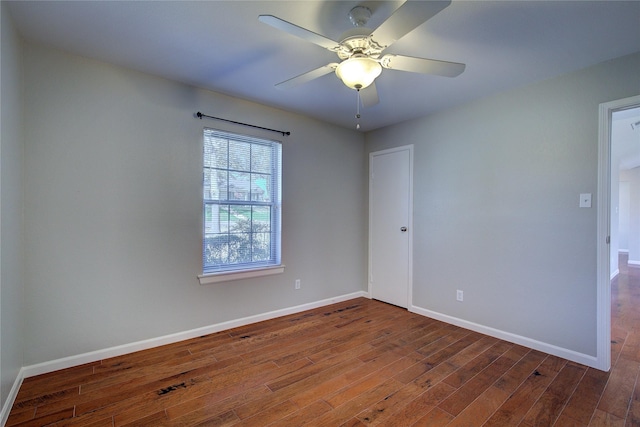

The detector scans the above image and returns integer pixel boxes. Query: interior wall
[22,41,367,366]
[365,52,640,357]
[613,178,629,278]
[1,2,25,409]
[620,167,640,266]
[619,181,630,254]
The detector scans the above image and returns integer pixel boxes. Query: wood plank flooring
[8,257,640,426]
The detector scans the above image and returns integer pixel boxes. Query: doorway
[597,95,640,371]
[612,106,640,274]
[369,145,413,308]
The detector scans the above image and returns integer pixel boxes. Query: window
[201,128,282,281]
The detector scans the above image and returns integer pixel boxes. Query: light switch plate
[580,193,592,208]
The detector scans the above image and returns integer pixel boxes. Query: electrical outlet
[295,279,301,290]
[456,290,463,302]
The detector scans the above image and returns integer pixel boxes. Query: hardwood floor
[7,259,640,426]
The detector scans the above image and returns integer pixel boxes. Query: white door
[369,145,412,308]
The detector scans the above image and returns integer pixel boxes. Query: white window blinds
[203,128,282,274]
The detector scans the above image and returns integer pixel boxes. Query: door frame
[368,144,414,308]
[597,94,640,371]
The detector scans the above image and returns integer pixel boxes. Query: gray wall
[21,41,367,365]
[1,2,25,410]
[366,52,640,357]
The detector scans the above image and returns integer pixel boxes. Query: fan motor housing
[336,34,383,60]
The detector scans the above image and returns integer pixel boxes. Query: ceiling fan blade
[360,83,379,108]
[258,15,340,50]
[370,0,451,49]
[275,63,338,89]
[381,54,465,77]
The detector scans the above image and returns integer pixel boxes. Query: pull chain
[356,89,361,130]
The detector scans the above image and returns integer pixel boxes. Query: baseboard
[1,367,25,427]
[628,259,640,267]
[409,304,600,370]
[611,268,620,281]
[21,291,369,379]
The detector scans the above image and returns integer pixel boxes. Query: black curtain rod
[196,112,290,136]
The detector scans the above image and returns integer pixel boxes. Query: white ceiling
[5,0,640,132]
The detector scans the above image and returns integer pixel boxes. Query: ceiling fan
[258,0,465,108]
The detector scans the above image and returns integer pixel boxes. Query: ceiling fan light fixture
[335,56,382,90]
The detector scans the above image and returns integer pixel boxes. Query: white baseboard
[21,291,368,379]
[409,304,599,370]
[611,268,620,281]
[1,367,25,427]
[628,259,640,267]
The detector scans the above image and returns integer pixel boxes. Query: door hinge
[606,235,611,244]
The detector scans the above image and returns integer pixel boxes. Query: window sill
[198,265,285,285]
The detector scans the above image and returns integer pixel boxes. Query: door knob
[400,227,407,232]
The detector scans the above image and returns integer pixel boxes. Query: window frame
[198,128,283,284]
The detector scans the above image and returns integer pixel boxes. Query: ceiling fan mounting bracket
[348,5,372,28]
